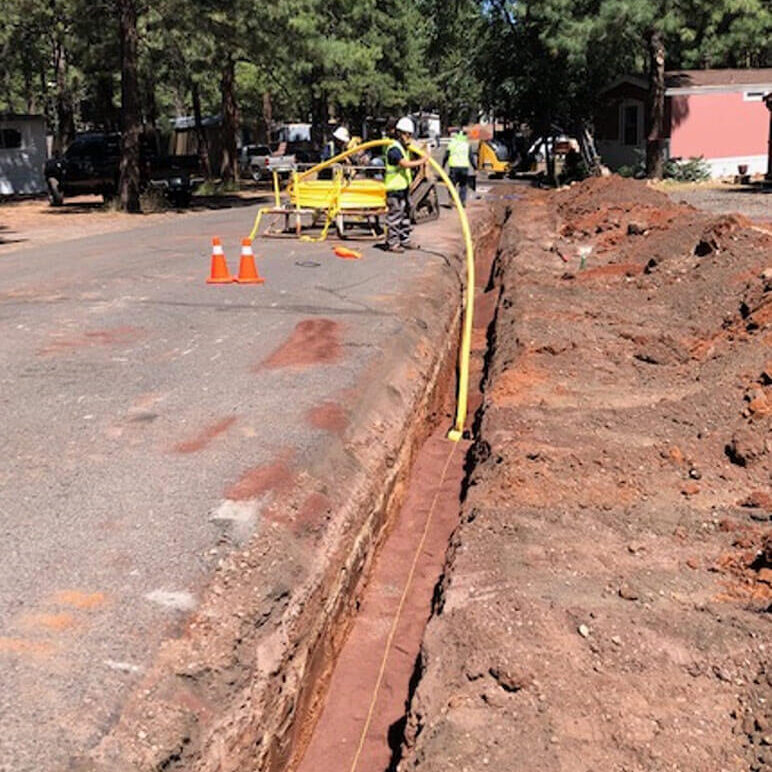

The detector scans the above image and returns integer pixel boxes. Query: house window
[622,104,640,146]
[0,128,22,149]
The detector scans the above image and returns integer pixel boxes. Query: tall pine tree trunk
[220,55,239,184]
[118,0,141,212]
[259,91,272,144]
[192,82,212,178]
[53,43,75,154]
[645,28,666,179]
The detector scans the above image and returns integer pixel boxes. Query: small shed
[0,114,47,195]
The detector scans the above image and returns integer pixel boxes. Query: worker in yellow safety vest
[442,129,476,206]
[382,116,428,253]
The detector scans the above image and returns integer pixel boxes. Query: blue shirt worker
[442,130,476,206]
[383,117,427,253]
[323,126,351,161]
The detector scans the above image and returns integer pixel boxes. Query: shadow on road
[713,184,772,196]
[0,224,27,246]
[32,192,271,215]
[187,193,272,211]
[42,200,105,215]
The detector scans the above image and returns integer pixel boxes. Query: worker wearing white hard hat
[332,126,350,144]
[382,116,428,253]
[322,125,352,164]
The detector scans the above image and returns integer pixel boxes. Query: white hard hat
[396,117,415,135]
[333,126,350,143]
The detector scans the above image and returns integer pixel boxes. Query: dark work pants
[385,191,411,248]
[449,166,469,206]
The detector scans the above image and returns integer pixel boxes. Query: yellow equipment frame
[249,165,387,243]
[478,140,511,177]
[247,139,475,441]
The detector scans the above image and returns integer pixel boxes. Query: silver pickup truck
[239,144,296,182]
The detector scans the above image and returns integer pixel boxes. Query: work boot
[401,241,421,250]
[385,245,404,253]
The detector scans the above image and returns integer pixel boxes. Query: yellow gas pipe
[249,138,475,441]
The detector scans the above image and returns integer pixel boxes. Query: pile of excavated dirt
[396,178,771,772]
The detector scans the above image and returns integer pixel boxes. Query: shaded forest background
[1,0,769,206]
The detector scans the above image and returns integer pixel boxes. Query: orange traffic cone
[207,237,234,284]
[235,238,265,284]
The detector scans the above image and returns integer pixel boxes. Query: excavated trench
[281,199,514,772]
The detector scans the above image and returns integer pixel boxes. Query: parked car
[44,132,204,207]
[239,143,296,182]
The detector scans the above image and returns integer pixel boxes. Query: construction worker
[383,116,427,253]
[322,126,350,161]
[443,129,475,206]
[320,126,352,179]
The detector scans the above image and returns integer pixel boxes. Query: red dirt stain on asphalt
[260,319,342,370]
[295,492,332,533]
[20,612,78,632]
[0,637,55,658]
[52,590,108,609]
[225,453,294,500]
[172,416,237,453]
[39,325,143,355]
[307,402,348,435]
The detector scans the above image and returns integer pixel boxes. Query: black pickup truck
[44,133,204,207]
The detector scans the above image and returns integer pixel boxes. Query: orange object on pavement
[334,246,362,260]
[235,238,265,284]
[207,237,234,284]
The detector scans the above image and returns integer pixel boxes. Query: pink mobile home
[596,69,772,178]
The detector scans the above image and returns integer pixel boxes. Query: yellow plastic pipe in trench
[252,138,475,441]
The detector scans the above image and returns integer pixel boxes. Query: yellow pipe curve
[249,138,475,441]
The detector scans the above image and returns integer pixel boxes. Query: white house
[0,114,47,195]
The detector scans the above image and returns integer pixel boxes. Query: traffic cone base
[235,238,265,284]
[207,237,234,284]
[207,273,234,284]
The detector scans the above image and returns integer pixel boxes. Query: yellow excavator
[477,139,512,178]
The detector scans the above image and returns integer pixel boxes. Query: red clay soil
[397,177,771,772]
[224,450,295,500]
[172,416,238,453]
[307,401,349,435]
[261,318,343,369]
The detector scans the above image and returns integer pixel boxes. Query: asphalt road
[0,202,459,771]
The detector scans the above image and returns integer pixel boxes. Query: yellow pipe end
[447,429,463,443]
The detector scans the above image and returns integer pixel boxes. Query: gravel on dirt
[660,182,772,223]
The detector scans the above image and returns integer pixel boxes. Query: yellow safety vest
[384,141,412,192]
[448,134,470,168]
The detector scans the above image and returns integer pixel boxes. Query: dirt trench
[285,199,512,772]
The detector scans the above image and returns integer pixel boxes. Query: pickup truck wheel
[168,191,192,208]
[250,167,263,183]
[47,177,64,207]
